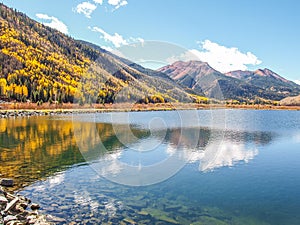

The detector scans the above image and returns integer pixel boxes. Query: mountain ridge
[225,68,300,97]
[159,60,300,101]
[225,68,290,83]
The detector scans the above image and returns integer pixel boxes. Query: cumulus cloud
[168,40,262,73]
[90,26,127,47]
[74,2,97,18]
[108,0,120,5]
[129,37,144,44]
[89,26,144,49]
[74,0,126,16]
[93,0,103,4]
[196,40,262,72]
[36,14,68,34]
[101,46,114,52]
[108,0,128,10]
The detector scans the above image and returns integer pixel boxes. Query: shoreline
[0,179,52,225]
[0,103,299,118]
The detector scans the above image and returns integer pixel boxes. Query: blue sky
[2,0,300,83]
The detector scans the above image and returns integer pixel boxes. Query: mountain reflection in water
[0,114,274,189]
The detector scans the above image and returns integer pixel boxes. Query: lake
[1,109,300,224]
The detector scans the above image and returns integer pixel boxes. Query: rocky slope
[159,61,300,101]
[158,61,288,101]
[225,69,300,97]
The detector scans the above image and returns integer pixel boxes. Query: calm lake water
[1,109,300,224]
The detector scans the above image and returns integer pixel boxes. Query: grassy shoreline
[0,102,300,116]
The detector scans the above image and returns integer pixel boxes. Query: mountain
[158,61,280,101]
[225,69,300,97]
[158,61,300,101]
[0,3,191,104]
[158,61,219,95]
[1,2,298,105]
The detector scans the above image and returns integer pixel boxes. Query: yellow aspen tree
[0,78,7,96]
[22,85,28,97]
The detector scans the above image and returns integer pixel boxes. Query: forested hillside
[0,4,92,104]
[0,3,192,105]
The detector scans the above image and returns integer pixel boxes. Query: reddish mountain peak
[254,69,268,76]
[159,60,214,72]
[225,70,253,79]
[158,60,220,81]
[254,68,288,82]
[225,68,289,83]
[169,60,207,68]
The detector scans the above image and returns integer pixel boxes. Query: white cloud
[75,0,126,16]
[168,40,262,73]
[108,0,120,5]
[93,0,103,4]
[294,80,300,85]
[74,2,97,18]
[197,40,262,72]
[90,26,127,47]
[165,51,196,65]
[108,0,128,10]
[128,37,145,46]
[36,14,68,34]
[89,26,143,49]
[101,46,114,52]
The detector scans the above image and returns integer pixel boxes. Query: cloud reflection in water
[81,125,269,185]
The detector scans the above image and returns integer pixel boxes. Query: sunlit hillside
[0,3,192,105]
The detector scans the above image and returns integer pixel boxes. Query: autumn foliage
[0,3,197,105]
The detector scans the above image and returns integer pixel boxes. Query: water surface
[0,109,300,224]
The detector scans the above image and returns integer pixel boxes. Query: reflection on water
[0,117,83,189]
[1,110,300,224]
[72,114,270,186]
[198,141,258,172]
[0,117,150,189]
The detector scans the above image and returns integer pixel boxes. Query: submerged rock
[191,215,228,225]
[137,211,150,216]
[123,217,136,224]
[0,178,14,187]
[30,203,40,210]
[143,208,179,224]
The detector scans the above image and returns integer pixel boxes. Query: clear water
[1,109,300,224]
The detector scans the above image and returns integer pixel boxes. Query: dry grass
[280,95,300,106]
[0,102,299,113]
